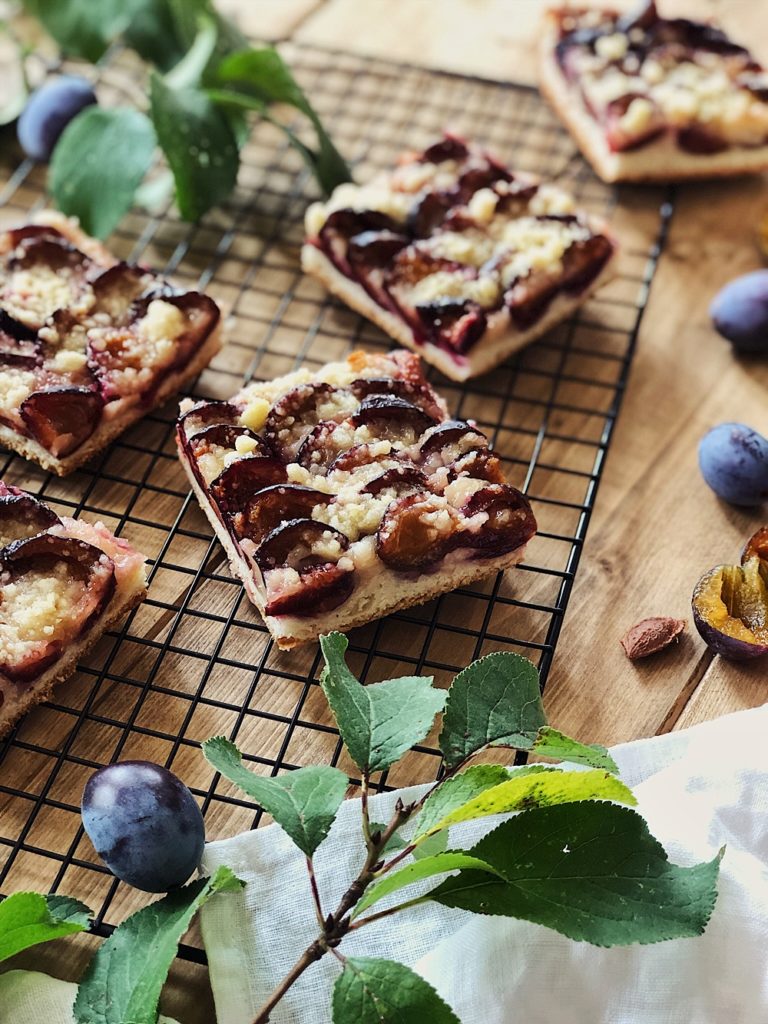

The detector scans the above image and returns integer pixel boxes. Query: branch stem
[374,755,473,877]
[251,939,325,1024]
[307,856,325,929]
[360,770,374,854]
[347,895,426,932]
[251,783,425,1022]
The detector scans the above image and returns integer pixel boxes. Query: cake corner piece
[0,484,148,737]
[0,212,222,475]
[539,2,768,184]
[177,348,537,649]
[300,135,618,381]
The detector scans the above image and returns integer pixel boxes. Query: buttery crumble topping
[553,5,768,150]
[301,137,613,366]
[0,219,220,463]
[179,350,537,626]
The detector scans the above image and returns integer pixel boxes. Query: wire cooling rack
[0,42,673,955]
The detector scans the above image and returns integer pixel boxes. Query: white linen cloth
[0,970,178,1023]
[201,704,768,1024]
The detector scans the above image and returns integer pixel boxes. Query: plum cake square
[301,135,617,381]
[0,482,148,736]
[540,2,768,183]
[177,349,537,649]
[0,211,222,475]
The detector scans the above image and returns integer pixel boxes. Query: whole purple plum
[698,423,768,506]
[82,761,205,892]
[710,270,768,354]
[17,76,97,162]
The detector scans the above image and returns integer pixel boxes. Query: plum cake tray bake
[0,42,673,951]
[0,482,147,737]
[302,134,618,381]
[177,350,537,649]
[0,212,222,475]
[540,1,768,183]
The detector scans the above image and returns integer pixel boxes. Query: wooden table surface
[5,1,768,1021]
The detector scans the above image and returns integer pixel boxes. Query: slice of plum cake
[540,2,768,183]
[0,482,148,736]
[0,211,222,475]
[301,135,617,381]
[177,349,537,649]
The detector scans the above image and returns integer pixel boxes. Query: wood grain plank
[3,4,768,1022]
[669,658,768,731]
[218,0,323,40]
[542,172,768,744]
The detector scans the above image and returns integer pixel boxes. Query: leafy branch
[0,867,244,1024]
[0,633,723,1023]
[202,632,723,1024]
[20,0,351,236]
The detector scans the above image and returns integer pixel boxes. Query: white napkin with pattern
[200,703,768,1024]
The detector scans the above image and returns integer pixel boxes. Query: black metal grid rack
[0,42,673,957]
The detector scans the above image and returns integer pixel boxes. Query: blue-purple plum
[710,270,768,354]
[17,76,97,162]
[81,761,205,893]
[698,423,768,506]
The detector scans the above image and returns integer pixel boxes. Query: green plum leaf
[49,107,156,238]
[150,73,239,221]
[164,17,218,91]
[319,633,445,774]
[411,829,448,861]
[213,46,351,193]
[332,957,461,1024]
[413,769,635,841]
[122,0,186,70]
[74,867,242,1024]
[431,802,723,946]
[203,736,348,857]
[22,0,143,61]
[413,764,531,838]
[439,652,545,768]
[439,654,619,773]
[352,852,503,919]
[532,726,619,773]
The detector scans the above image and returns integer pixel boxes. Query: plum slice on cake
[301,135,617,382]
[540,2,768,182]
[0,211,222,475]
[0,482,148,736]
[176,349,537,649]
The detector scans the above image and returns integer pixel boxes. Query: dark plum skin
[17,76,97,162]
[255,518,355,616]
[351,394,437,438]
[710,270,768,354]
[0,493,60,547]
[81,761,205,893]
[459,484,538,557]
[20,386,103,458]
[698,423,768,506]
[692,527,768,660]
[210,456,287,514]
[232,483,330,546]
[376,493,459,571]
